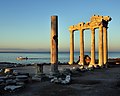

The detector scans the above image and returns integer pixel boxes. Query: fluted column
[98,26,103,66]
[69,30,74,64]
[103,27,108,65]
[51,16,58,73]
[79,29,84,65]
[89,28,95,67]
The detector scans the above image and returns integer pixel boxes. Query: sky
[0,0,120,52]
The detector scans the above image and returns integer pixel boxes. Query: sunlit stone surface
[50,16,58,74]
[69,15,111,67]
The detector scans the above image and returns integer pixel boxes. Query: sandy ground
[2,64,120,96]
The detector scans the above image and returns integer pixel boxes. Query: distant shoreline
[0,51,120,54]
[0,57,120,65]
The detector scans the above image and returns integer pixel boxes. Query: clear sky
[0,0,120,52]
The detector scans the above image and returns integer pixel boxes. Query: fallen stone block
[16,75,29,82]
[0,76,7,81]
[51,77,61,83]
[16,81,25,86]
[4,85,23,92]
[5,79,16,85]
[32,76,42,81]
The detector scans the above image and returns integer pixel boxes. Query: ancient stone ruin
[68,15,112,68]
[50,16,59,74]
[0,15,113,95]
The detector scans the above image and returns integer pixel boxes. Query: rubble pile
[49,66,96,84]
[50,68,71,84]
[50,74,71,84]
[0,68,31,92]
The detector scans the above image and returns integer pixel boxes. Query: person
[84,55,91,65]
[76,55,91,65]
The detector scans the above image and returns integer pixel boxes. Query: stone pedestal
[35,64,43,76]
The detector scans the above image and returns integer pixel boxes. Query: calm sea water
[0,52,120,64]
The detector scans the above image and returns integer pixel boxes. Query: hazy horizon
[0,48,119,53]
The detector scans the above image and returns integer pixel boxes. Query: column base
[98,64,104,68]
[88,63,97,68]
[51,64,59,75]
[103,63,108,68]
[78,62,84,66]
[88,64,94,68]
[68,61,73,65]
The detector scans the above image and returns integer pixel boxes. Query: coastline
[0,57,120,66]
[1,63,120,96]
[0,51,120,64]
[1,58,120,96]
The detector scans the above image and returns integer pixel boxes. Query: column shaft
[51,16,58,73]
[103,27,108,65]
[90,28,95,66]
[69,30,74,64]
[79,29,84,65]
[98,26,103,66]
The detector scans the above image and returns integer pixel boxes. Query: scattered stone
[16,81,25,86]
[32,76,42,81]
[16,75,28,82]
[0,76,7,80]
[4,68,13,74]
[61,75,71,84]
[4,85,23,92]
[51,77,60,83]
[0,67,31,93]
[5,79,16,85]
[32,73,49,82]
[50,74,71,84]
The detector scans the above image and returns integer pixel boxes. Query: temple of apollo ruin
[69,15,112,67]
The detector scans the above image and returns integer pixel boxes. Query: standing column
[69,30,74,64]
[103,27,108,65]
[51,16,58,73]
[98,26,103,67]
[79,29,84,65]
[89,28,95,67]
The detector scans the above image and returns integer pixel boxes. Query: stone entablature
[69,15,111,31]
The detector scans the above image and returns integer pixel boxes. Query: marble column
[50,16,58,73]
[98,26,103,66]
[69,30,74,64]
[89,28,95,67]
[103,27,108,65]
[79,29,84,65]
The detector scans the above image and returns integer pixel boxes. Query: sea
[0,52,120,64]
